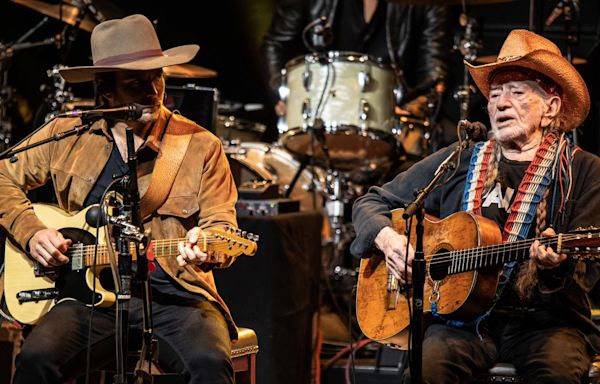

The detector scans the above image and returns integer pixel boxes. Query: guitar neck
[69,237,220,267]
[441,236,557,276]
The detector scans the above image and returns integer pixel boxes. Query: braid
[483,143,501,195]
[515,180,550,300]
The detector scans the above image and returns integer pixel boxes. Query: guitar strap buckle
[429,281,441,304]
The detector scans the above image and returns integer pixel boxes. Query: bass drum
[225,142,325,211]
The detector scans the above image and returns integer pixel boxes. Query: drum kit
[1,0,585,272]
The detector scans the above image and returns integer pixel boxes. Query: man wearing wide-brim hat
[351,29,600,383]
[0,14,238,383]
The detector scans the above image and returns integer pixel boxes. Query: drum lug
[278,68,289,101]
[358,70,371,91]
[394,85,405,106]
[303,68,312,91]
[359,99,370,122]
[302,98,312,121]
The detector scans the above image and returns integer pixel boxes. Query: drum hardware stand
[546,0,581,145]
[324,168,356,280]
[453,11,482,121]
[41,65,76,122]
[424,79,446,155]
[0,17,58,150]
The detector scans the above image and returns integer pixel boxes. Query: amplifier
[236,198,300,217]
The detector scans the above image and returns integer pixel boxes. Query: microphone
[302,16,333,52]
[458,120,488,141]
[545,1,564,26]
[79,0,107,23]
[58,103,145,121]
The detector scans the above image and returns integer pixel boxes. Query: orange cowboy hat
[59,14,199,83]
[465,29,590,131]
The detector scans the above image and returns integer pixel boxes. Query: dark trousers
[403,315,591,384]
[12,295,234,384]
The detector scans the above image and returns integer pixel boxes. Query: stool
[478,356,600,383]
[232,327,259,384]
[93,327,259,384]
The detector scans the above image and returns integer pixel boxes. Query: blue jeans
[13,295,234,384]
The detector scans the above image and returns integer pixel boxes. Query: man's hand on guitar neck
[530,227,567,269]
[177,227,209,267]
[28,229,72,267]
[374,226,415,285]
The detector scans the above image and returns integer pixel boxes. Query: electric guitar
[3,204,258,324]
[356,208,600,349]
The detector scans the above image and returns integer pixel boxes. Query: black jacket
[260,0,449,99]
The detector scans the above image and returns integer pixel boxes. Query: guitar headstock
[561,228,600,261]
[204,227,258,257]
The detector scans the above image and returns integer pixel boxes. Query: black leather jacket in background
[260,0,450,100]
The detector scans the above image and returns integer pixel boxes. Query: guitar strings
[420,233,598,267]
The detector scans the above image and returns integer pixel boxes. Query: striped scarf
[462,132,559,242]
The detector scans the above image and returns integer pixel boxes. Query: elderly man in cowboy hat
[0,14,238,383]
[352,29,600,383]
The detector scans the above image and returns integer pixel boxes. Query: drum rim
[285,51,390,69]
[279,125,397,143]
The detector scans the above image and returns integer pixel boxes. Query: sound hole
[429,249,451,281]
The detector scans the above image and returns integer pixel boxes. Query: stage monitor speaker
[164,85,219,133]
[214,212,322,384]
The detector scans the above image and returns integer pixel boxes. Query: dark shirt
[479,156,545,312]
[351,142,600,345]
[333,0,388,62]
[84,141,202,301]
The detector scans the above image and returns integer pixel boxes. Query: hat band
[489,67,562,97]
[94,48,164,66]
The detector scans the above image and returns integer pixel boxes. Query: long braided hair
[486,80,566,299]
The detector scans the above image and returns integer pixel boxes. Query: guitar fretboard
[427,233,600,277]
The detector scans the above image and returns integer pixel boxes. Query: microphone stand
[402,124,480,384]
[125,127,155,384]
[111,127,153,384]
[0,116,95,162]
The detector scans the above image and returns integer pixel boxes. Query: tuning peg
[242,230,247,238]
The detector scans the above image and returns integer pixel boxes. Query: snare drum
[279,51,397,170]
[225,142,325,211]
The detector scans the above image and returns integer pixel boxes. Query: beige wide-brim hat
[465,29,590,131]
[59,14,199,83]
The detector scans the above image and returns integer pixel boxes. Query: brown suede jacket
[0,106,240,339]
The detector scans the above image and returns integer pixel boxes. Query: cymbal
[474,55,588,65]
[385,0,514,4]
[11,0,97,33]
[163,64,217,79]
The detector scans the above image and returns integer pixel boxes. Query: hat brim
[465,50,590,130]
[59,44,200,83]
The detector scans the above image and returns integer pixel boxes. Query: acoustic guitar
[3,204,257,325]
[356,208,600,349]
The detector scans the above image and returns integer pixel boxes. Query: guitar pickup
[33,263,58,278]
[17,288,59,303]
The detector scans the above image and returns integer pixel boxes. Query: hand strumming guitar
[374,226,415,285]
[28,228,72,267]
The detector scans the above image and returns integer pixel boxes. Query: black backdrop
[2,0,600,154]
